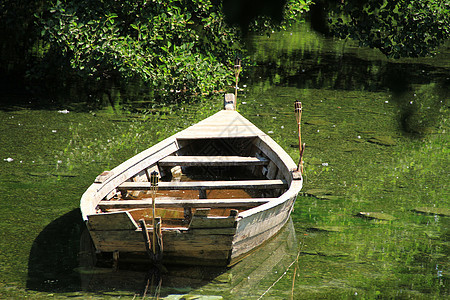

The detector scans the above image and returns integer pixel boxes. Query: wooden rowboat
[80,94,303,267]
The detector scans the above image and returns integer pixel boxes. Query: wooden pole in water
[234,57,241,100]
[150,171,159,255]
[295,101,305,173]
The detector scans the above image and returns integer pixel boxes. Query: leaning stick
[295,101,305,173]
[150,171,159,255]
[234,58,241,100]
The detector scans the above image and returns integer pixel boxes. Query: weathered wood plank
[118,179,287,191]
[95,171,114,183]
[238,180,301,219]
[98,198,273,209]
[163,233,234,251]
[189,227,236,235]
[228,196,295,263]
[176,127,261,139]
[194,208,210,217]
[254,137,295,181]
[228,219,296,276]
[89,230,234,252]
[177,110,255,128]
[231,220,286,262]
[158,155,269,167]
[189,215,237,229]
[87,211,138,231]
[175,111,266,139]
[266,161,278,180]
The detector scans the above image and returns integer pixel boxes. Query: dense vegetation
[36,0,239,102]
[0,0,448,108]
[0,0,311,108]
[328,0,450,58]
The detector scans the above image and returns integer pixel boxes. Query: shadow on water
[26,209,85,292]
[27,208,298,298]
[25,208,221,296]
[250,46,449,92]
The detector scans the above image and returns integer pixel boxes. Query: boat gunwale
[80,135,180,220]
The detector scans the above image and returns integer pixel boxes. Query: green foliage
[0,0,313,107]
[249,0,313,34]
[4,0,448,108]
[329,0,450,58]
[35,0,242,102]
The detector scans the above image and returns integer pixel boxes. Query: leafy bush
[35,0,243,103]
[249,0,312,34]
[329,0,450,58]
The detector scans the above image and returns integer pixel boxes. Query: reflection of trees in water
[245,38,448,136]
[249,47,448,91]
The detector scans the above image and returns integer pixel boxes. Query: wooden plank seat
[158,155,269,167]
[98,198,275,209]
[118,179,287,192]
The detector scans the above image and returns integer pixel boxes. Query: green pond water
[0,24,449,299]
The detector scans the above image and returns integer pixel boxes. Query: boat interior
[96,137,290,228]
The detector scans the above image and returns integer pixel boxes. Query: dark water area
[0,23,448,299]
